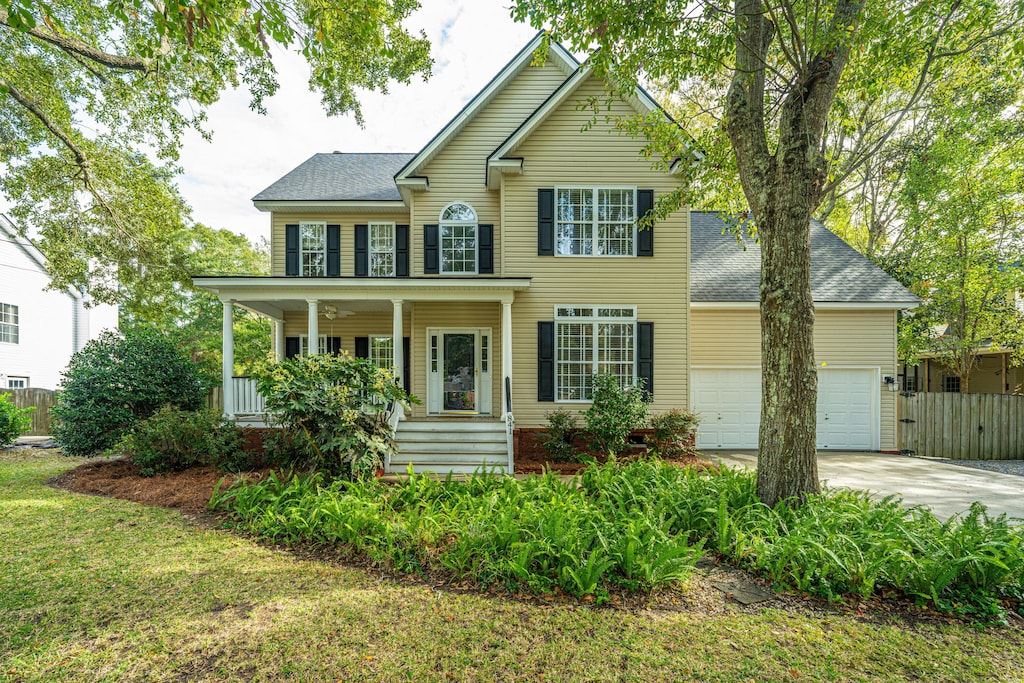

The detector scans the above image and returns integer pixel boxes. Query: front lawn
[2,452,1023,682]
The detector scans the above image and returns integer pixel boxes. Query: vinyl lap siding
[270,212,411,277]
[502,76,690,427]
[691,308,899,450]
[412,61,569,277]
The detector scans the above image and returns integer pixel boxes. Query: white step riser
[392,464,508,475]
[393,451,506,464]
[397,437,505,449]
[398,421,504,433]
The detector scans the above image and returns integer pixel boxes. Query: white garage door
[691,368,877,450]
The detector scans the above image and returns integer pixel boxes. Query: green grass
[2,452,1023,682]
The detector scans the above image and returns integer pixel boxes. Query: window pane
[556,322,593,401]
[441,203,477,222]
[369,223,395,277]
[440,223,476,273]
[300,224,326,276]
[0,303,18,344]
[596,307,635,318]
[596,189,635,256]
[556,188,593,255]
[597,323,635,386]
[369,336,394,369]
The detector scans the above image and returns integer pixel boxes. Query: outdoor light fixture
[884,375,897,392]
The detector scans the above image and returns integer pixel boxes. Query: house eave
[253,200,408,213]
[690,301,921,310]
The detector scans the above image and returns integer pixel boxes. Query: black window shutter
[537,189,554,255]
[327,224,341,276]
[424,224,439,274]
[285,224,299,276]
[637,322,654,397]
[354,224,368,277]
[637,190,654,257]
[537,321,555,402]
[396,225,410,277]
[479,224,494,274]
[326,336,342,355]
[403,336,411,394]
[285,336,300,359]
[354,336,369,359]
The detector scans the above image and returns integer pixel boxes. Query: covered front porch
[193,277,530,473]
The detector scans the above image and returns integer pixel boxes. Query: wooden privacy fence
[898,392,1024,460]
[4,388,56,436]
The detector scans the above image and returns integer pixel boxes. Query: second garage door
[692,368,878,450]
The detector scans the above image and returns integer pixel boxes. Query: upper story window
[439,202,477,274]
[0,303,18,344]
[300,222,327,277]
[555,305,636,401]
[7,377,27,389]
[369,222,396,277]
[556,187,636,257]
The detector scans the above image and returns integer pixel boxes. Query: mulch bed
[50,458,268,515]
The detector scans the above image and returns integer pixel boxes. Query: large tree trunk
[756,177,820,506]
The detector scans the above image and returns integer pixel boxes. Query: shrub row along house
[194,33,918,474]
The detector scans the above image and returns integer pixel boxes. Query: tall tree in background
[513,0,1023,504]
[1,0,431,300]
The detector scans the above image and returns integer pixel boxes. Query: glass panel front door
[443,333,476,411]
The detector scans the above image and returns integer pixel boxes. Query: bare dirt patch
[49,458,266,515]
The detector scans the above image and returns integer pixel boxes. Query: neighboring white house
[0,215,119,389]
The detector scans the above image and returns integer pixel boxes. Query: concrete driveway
[710,451,1024,522]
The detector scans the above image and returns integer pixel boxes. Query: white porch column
[392,299,405,418]
[501,299,513,418]
[274,319,285,362]
[306,299,319,354]
[222,299,235,418]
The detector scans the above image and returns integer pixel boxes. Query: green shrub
[649,409,700,457]
[251,353,417,479]
[114,407,246,476]
[0,393,34,447]
[542,408,579,461]
[584,373,649,455]
[261,429,316,470]
[52,327,207,456]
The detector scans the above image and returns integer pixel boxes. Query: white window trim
[438,201,479,275]
[0,303,19,345]
[298,334,328,356]
[7,376,28,389]
[299,221,327,278]
[554,186,638,258]
[368,222,397,278]
[553,304,638,403]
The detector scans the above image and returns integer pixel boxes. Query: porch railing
[504,375,514,472]
[230,376,266,415]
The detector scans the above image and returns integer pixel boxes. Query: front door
[427,328,492,414]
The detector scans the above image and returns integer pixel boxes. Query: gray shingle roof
[690,211,919,304]
[252,153,414,202]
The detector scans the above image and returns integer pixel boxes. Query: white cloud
[176,0,539,242]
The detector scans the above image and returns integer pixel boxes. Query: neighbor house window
[942,375,961,393]
[368,335,394,370]
[7,377,27,389]
[555,187,636,256]
[0,303,18,344]
[369,222,396,277]
[555,306,636,401]
[299,334,327,356]
[439,202,477,274]
[300,222,327,277]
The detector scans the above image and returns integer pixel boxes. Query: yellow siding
[411,61,569,277]
[691,308,900,450]
[502,75,690,427]
[269,212,411,277]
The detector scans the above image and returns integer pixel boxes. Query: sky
[176,1,540,243]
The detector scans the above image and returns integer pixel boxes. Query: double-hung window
[300,222,327,277]
[555,187,636,256]
[0,303,18,344]
[368,335,395,370]
[554,306,636,401]
[299,335,328,356]
[369,222,396,277]
[439,202,477,274]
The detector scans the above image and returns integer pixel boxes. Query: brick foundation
[514,427,660,458]
[240,427,274,456]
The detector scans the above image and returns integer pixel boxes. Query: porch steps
[391,419,509,474]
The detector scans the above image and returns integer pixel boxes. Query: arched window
[439,202,478,274]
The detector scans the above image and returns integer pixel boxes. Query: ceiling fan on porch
[320,304,353,321]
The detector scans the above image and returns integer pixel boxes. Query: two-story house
[195,33,918,473]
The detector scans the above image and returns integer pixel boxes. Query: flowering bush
[251,353,417,479]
